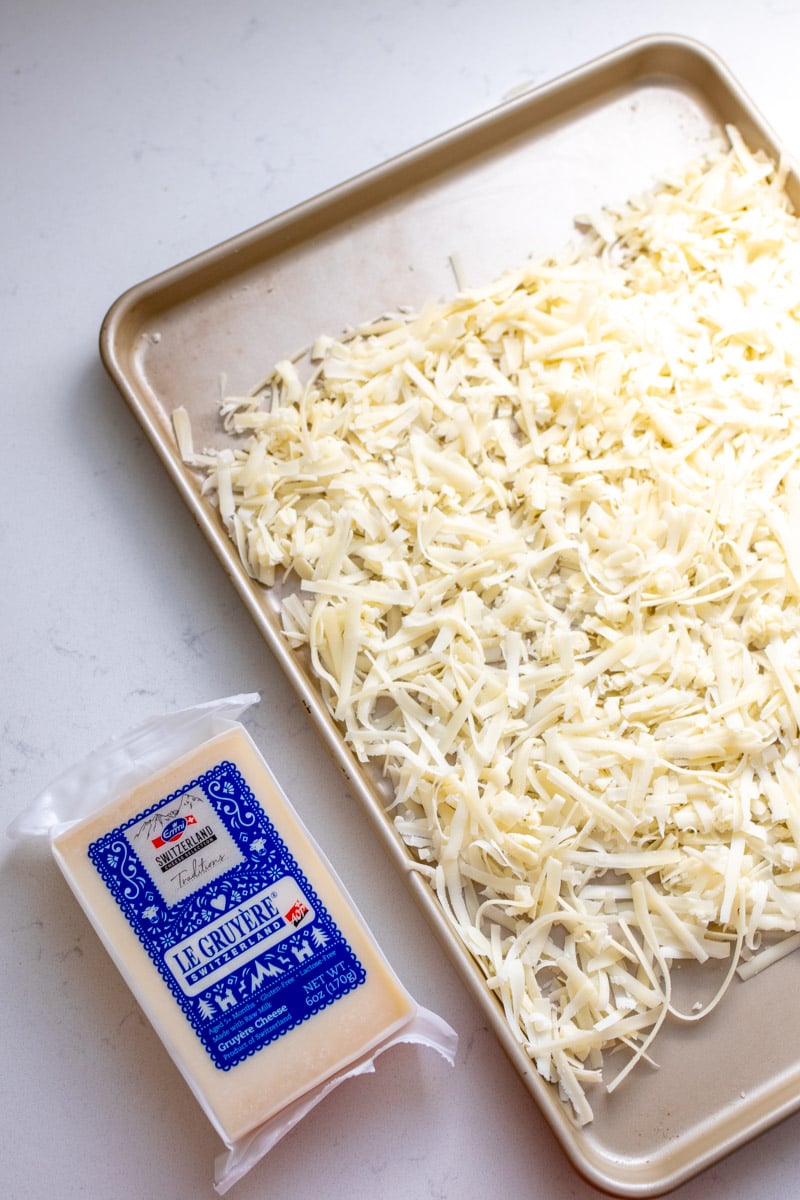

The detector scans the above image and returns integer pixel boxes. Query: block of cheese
[53,725,416,1147]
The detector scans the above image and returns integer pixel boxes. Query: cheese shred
[183,127,800,1123]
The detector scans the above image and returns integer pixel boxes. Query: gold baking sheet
[99,36,800,1196]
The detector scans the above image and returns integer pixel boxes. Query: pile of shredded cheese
[179,126,800,1122]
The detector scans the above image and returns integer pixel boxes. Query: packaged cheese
[9,694,457,1192]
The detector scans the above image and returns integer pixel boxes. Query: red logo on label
[152,813,197,849]
[284,900,309,927]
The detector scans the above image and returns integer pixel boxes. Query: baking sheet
[99,35,800,1196]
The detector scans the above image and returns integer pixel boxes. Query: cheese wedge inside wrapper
[11,697,457,1193]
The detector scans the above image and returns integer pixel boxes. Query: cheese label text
[88,758,365,1070]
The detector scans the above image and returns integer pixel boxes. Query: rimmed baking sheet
[100,35,800,1196]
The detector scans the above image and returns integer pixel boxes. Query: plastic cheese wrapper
[8,694,458,1192]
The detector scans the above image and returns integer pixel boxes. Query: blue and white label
[88,757,366,1070]
[164,877,315,997]
[123,787,244,907]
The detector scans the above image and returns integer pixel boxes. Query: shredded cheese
[183,126,800,1123]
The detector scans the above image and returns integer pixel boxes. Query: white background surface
[5,2,800,1198]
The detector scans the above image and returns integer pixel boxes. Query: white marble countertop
[5,3,800,1197]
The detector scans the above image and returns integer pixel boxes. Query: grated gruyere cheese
[183,126,800,1122]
